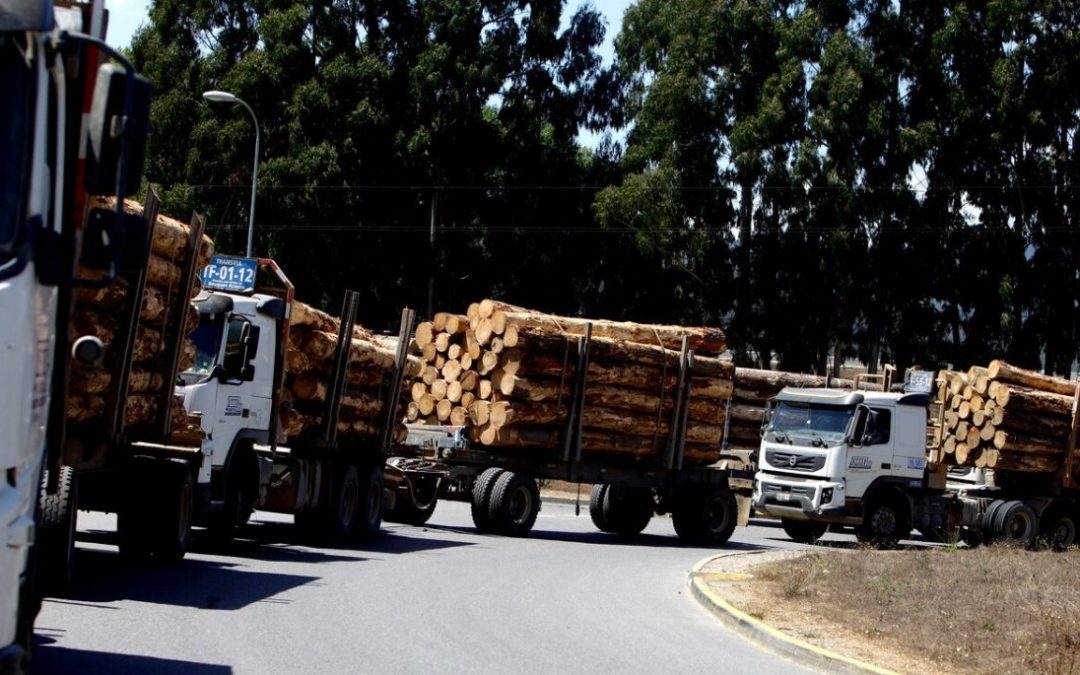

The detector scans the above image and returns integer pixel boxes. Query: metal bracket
[381,307,417,453]
[323,290,359,449]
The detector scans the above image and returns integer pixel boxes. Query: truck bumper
[753,473,848,522]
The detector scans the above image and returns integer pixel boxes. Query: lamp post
[203,90,259,258]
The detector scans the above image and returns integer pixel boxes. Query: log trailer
[0,0,150,670]
[177,258,414,542]
[385,335,755,543]
[752,372,1080,549]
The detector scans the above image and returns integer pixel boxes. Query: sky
[104,0,635,63]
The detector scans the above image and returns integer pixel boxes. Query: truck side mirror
[220,316,252,382]
[760,399,776,438]
[847,406,869,446]
[85,63,152,196]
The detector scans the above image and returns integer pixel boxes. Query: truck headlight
[821,487,834,504]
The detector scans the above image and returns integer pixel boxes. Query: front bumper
[753,474,848,522]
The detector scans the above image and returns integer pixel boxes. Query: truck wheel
[1040,511,1077,552]
[385,474,440,526]
[327,464,361,540]
[38,465,78,595]
[992,500,1037,547]
[673,488,738,545]
[470,468,505,533]
[978,499,1006,545]
[207,454,256,545]
[151,460,195,564]
[487,471,541,537]
[857,497,910,549]
[603,486,653,536]
[589,484,613,532]
[781,518,828,544]
[352,463,384,540]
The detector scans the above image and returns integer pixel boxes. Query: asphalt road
[32,499,830,675]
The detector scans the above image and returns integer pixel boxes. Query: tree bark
[987,359,1077,396]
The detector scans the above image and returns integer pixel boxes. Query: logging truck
[384,325,755,543]
[177,258,413,542]
[752,367,1080,549]
[0,0,150,669]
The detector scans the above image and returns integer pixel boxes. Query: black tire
[487,471,541,537]
[857,496,910,549]
[118,458,193,564]
[603,486,653,536]
[329,464,362,540]
[980,499,1006,543]
[589,484,612,532]
[38,465,78,596]
[1040,510,1078,552]
[672,488,738,545]
[206,450,257,544]
[992,500,1037,547]
[385,474,440,526]
[151,460,195,564]
[352,463,384,540]
[470,468,505,532]
[781,518,828,544]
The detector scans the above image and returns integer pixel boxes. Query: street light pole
[202,90,260,257]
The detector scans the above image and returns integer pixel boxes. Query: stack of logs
[405,300,733,467]
[281,302,419,442]
[936,360,1079,473]
[66,199,212,443]
[726,369,853,449]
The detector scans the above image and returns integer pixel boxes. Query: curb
[689,554,898,675]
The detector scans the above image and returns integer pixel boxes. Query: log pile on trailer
[282,301,419,441]
[67,199,212,442]
[405,299,733,466]
[726,368,853,449]
[935,360,1080,473]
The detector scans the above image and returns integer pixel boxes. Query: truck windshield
[767,401,854,446]
[0,35,33,261]
[182,312,226,383]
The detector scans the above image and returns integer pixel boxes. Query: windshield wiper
[772,431,792,444]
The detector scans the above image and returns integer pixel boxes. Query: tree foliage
[133,0,1080,374]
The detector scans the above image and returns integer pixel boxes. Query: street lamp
[203,90,260,258]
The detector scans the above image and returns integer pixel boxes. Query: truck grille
[765,450,825,472]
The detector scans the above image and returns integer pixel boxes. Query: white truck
[178,257,412,542]
[1,0,150,669]
[752,379,1080,549]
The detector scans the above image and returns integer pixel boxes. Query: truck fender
[861,478,913,521]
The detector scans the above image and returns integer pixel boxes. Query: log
[300,330,399,372]
[735,368,852,392]
[497,402,724,444]
[987,360,1077,397]
[996,386,1073,418]
[513,328,732,377]
[994,452,1059,473]
[292,301,373,340]
[487,301,727,354]
[992,430,1064,455]
[996,411,1070,437]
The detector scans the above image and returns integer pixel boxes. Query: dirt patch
[721,547,1080,675]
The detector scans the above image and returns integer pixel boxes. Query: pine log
[987,360,1077,396]
[996,411,1070,437]
[992,430,1064,455]
[486,301,727,354]
[996,386,1073,418]
[734,368,852,392]
[994,453,1059,473]
[300,330,400,372]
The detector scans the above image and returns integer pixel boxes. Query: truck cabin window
[182,312,226,383]
[767,402,853,446]
[0,35,33,261]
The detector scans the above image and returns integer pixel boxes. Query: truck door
[845,406,895,500]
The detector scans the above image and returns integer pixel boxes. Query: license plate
[777,492,791,502]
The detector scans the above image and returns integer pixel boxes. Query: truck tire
[471,468,505,533]
[207,448,257,544]
[118,458,194,564]
[589,484,613,532]
[978,499,1006,545]
[352,463,384,540]
[329,464,362,540]
[1040,510,1077,552]
[38,465,78,596]
[857,495,910,549]
[603,486,653,536]
[672,488,738,545]
[487,471,541,537]
[385,474,440,526]
[781,518,828,544]
[151,460,195,563]
[992,500,1037,547]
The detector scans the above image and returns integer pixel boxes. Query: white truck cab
[753,387,936,544]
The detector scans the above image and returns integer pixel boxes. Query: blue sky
[105,0,634,63]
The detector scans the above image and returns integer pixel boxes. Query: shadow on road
[214,519,477,556]
[32,641,232,674]
[63,548,319,610]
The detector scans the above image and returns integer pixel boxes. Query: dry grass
[753,546,1080,674]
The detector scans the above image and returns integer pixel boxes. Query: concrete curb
[689,554,898,675]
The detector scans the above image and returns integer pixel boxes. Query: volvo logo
[788,455,798,467]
